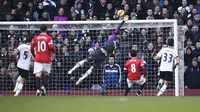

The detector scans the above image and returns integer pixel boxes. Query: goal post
[0,19,184,96]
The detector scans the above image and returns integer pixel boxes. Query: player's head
[167,38,174,47]
[26,34,33,43]
[129,49,137,57]
[40,24,47,32]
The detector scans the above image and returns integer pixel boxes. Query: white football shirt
[17,44,32,70]
[157,47,178,72]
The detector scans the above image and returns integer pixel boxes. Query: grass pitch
[0,96,199,112]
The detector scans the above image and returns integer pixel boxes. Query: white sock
[41,86,46,94]
[14,76,21,92]
[14,83,23,96]
[157,79,164,89]
[157,85,167,96]
[158,79,164,84]
[68,60,86,74]
[76,66,93,85]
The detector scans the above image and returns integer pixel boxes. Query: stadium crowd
[1,0,200,94]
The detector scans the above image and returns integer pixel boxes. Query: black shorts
[87,49,107,68]
[159,71,173,81]
[18,67,29,80]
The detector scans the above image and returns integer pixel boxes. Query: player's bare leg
[124,79,133,96]
[68,59,88,74]
[156,79,164,91]
[35,72,42,96]
[76,66,94,85]
[124,86,131,96]
[14,78,25,96]
[157,81,168,96]
[136,82,146,96]
[13,76,22,93]
[41,72,48,96]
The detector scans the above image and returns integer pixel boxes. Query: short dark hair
[40,24,47,32]
[26,34,33,43]
[109,54,115,58]
[167,38,174,46]
[130,49,137,57]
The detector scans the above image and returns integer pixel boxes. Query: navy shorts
[159,71,173,81]
[87,49,107,68]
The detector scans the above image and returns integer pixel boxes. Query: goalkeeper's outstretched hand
[123,15,129,21]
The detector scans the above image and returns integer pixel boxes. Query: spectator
[7,62,18,84]
[123,4,131,17]
[16,1,24,17]
[94,0,107,20]
[57,0,70,17]
[54,7,68,21]
[62,45,70,57]
[155,36,163,53]
[75,1,85,15]
[27,1,34,14]
[23,11,34,21]
[191,25,200,44]
[161,7,170,19]
[193,14,200,28]
[178,0,190,14]
[80,14,86,21]
[33,2,44,21]
[189,4,194,11]
[184,57,200,89]
[154,5,163,19]
[0,0,10,20]
[11,9,21,21]
[163,0,173,14]
[184,47,194,67]
[185,38,195,52]
[102,55,121,90]
[173,11,184,25]
[188,7,198,19]
[194,0,200,14]
[192,41,200,57]
[43,0,56,19]
[186,19,193,32]
[136,3,146,19]
[40,11,51,21]
[4,13,12,21]
[146,8,154,20]
[139,28,148,53]
[106,3,114,19]
[0,66,13,90]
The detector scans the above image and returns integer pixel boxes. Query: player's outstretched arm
[108,15,129,40]
[114,15,129,34]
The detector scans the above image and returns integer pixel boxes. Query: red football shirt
[30,33,56,63]
[124,57,146,80]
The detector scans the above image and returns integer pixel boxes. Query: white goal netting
[0,20,184,96]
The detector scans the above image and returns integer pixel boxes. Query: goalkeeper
[68,15,129,85]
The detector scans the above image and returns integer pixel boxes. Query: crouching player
[13,35,33,96]
[124,50,147,96]
[31,24,56,96]
[68,15,129,85]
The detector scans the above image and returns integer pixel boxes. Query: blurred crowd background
[0,0,200,93]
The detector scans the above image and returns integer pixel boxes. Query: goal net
[0,20,184,96]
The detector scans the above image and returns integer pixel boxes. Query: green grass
[0,96,199,112]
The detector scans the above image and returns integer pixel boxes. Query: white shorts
[127,76,146,88]
[34,62,51,74]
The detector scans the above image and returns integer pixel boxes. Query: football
[117,10,125,17]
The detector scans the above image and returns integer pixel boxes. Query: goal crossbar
[0,19,177,25]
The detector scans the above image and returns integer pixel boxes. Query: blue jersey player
[68,16,129,85]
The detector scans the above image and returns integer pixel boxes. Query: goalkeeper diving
[68,15,129,85]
